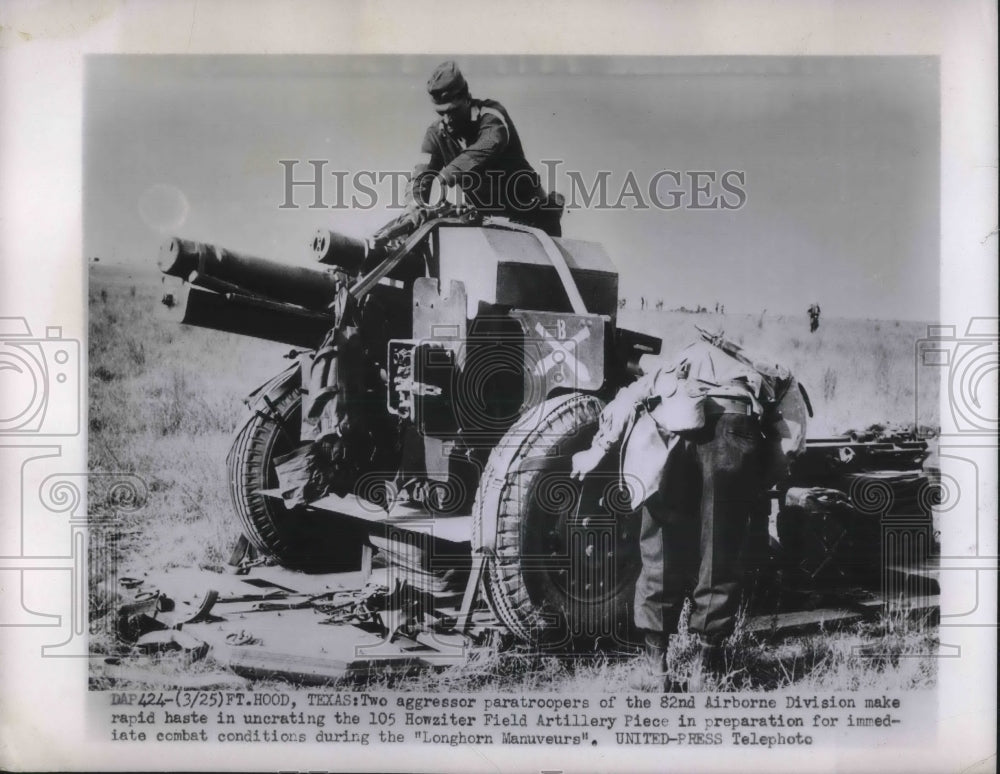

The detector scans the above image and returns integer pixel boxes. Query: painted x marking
[533,322,591,383]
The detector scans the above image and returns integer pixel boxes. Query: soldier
[808,302,821,333]
[571,330,807,690]
[405,61,564,237]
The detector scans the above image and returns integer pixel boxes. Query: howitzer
[156,206,936,649]
[156,207,665,645]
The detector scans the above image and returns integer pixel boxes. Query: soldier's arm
[405,128,445,207]
[439,110,509,185]
[571,369,661,480]
[589,370,660,452]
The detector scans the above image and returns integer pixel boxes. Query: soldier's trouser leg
[633,458,700,636]
[632,505,664,634]
[687,413,763,642]
[631,490,697,690]
[539,204,563,238]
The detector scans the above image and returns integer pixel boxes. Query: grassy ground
[371,610,938,694]
[88,263,940,690]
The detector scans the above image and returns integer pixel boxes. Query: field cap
[427,60,469,108]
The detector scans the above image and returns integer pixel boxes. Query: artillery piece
[158,205,938,649]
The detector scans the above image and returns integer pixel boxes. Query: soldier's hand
[405,202,428,229]
[571,447,605,481]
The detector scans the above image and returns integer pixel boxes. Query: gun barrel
[159,280,332,348]
[159,237,342,311]
[311,229,367,273]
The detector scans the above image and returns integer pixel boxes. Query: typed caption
[94,690,929,749]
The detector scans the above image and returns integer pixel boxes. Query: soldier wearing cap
[405,61,564,236]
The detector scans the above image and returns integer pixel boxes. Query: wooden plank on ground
[180,606,442,684]
[218,638,434,685]
[850,594,940,618]
[307,493,474,543]
[747,607,866,637]
[143,567,373,629]
[221,648,354,685]
[884,563,941,592]
[239,565,370,596]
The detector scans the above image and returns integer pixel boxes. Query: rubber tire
[227,380,367,572]
[472,393,643,646]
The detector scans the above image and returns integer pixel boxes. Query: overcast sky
[85,55,938,320]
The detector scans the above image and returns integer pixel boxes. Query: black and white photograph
[0,2,996,773]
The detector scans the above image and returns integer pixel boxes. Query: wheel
[226,377,367,571]
[472,393,643,646]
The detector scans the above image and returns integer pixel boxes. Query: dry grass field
[88,262,940,691]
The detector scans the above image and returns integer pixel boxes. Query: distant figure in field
[655,299,663,311]
[720,304,725,314]
[619,298,627,310]
[808,303,821,333]
[641,297,646,310]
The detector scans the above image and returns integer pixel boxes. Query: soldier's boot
[627,632,670,692]
[700,635,736,674]
[688,636,735,691]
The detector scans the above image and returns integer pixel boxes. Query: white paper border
[1,1,996,772]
